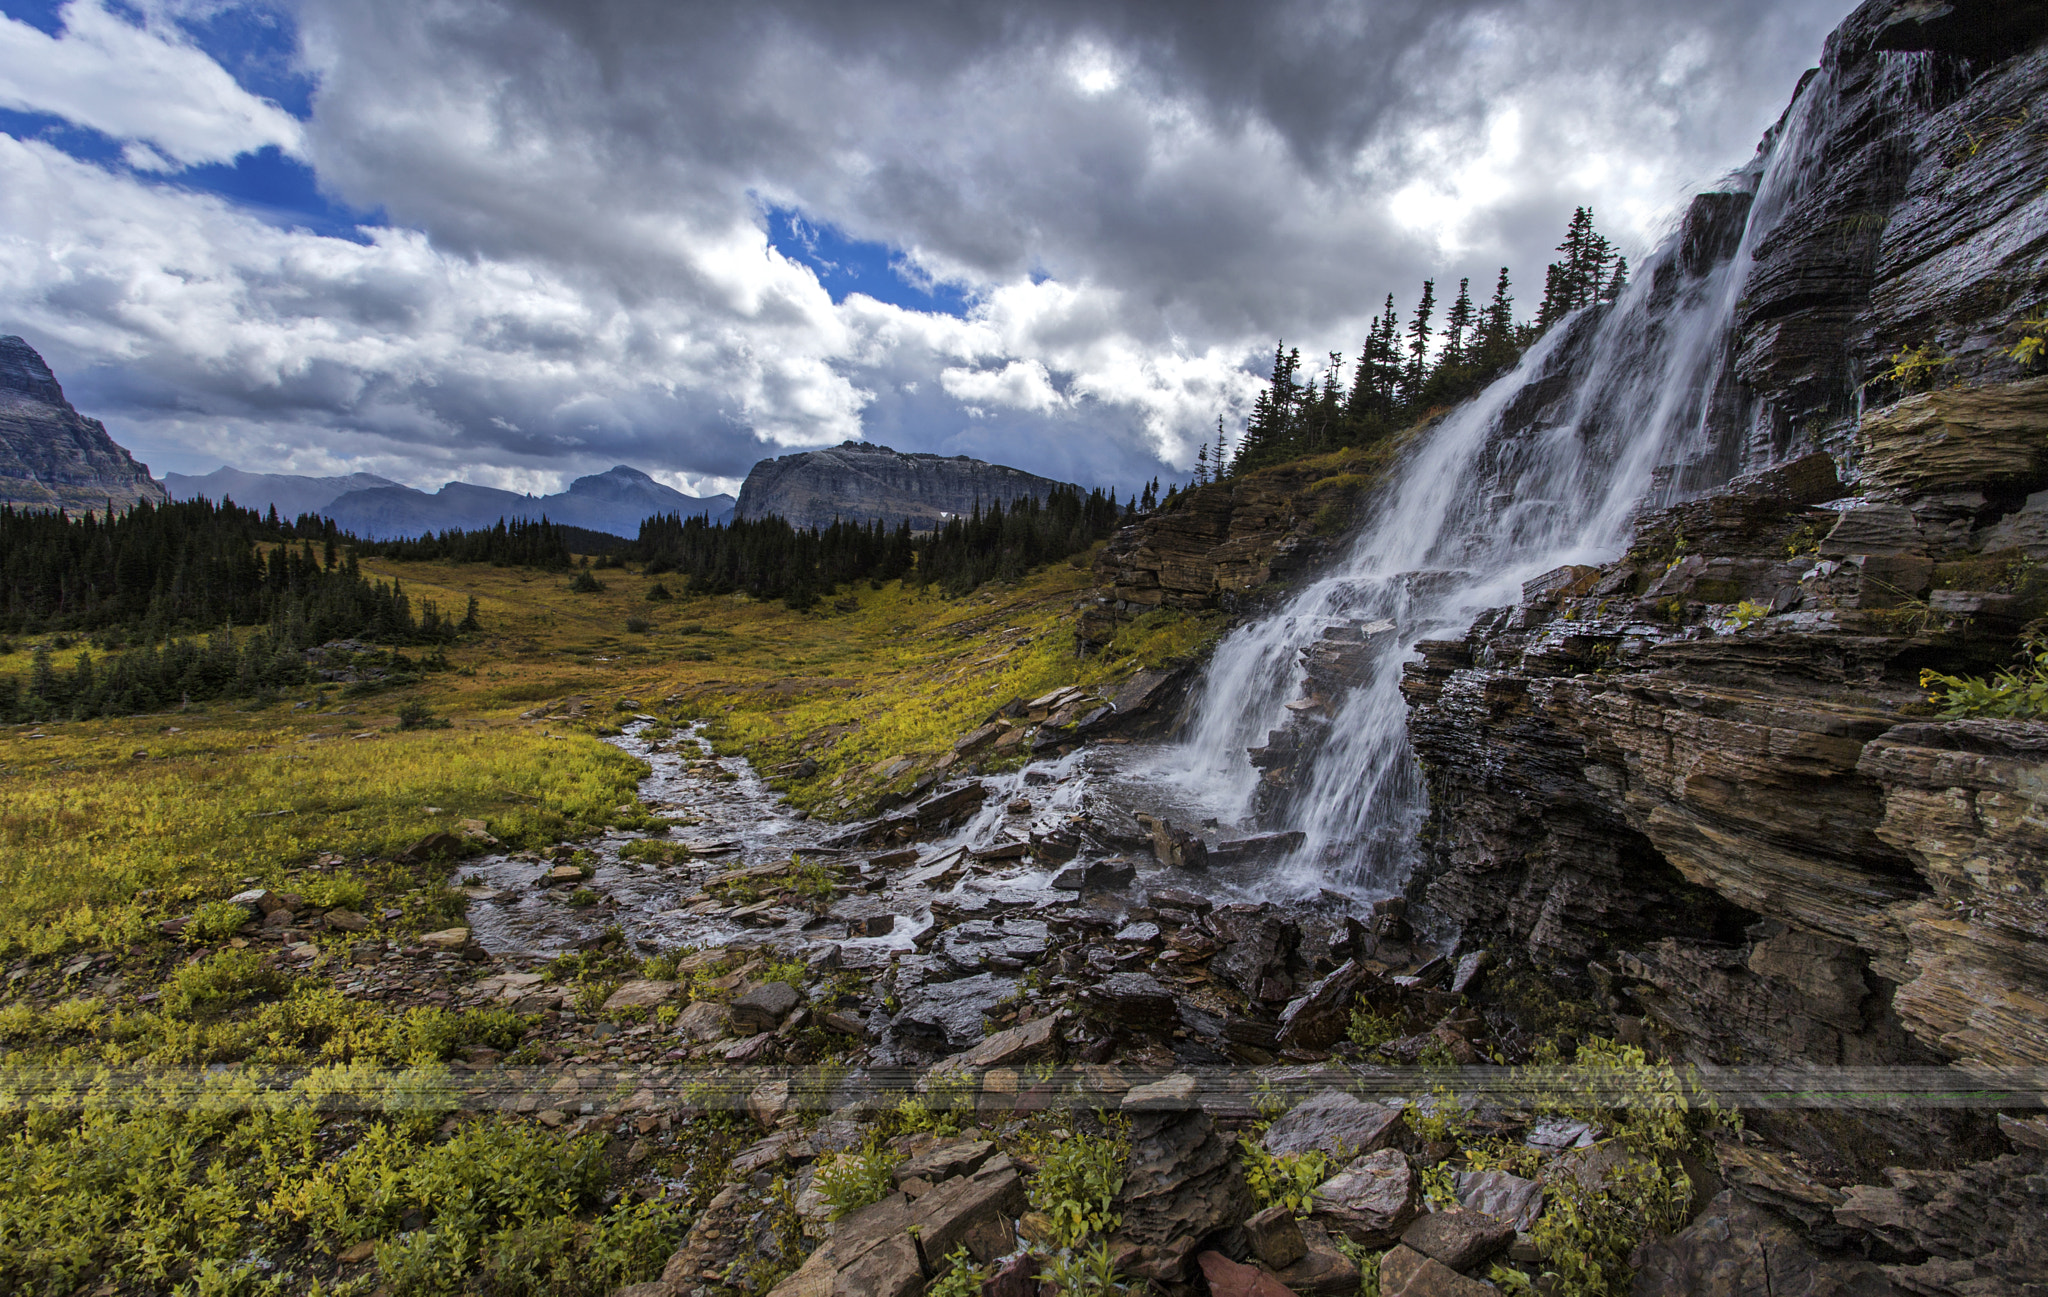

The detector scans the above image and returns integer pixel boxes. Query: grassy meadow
[0,541,1216,961]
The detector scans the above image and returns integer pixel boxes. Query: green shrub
[1027,1128,1128,1248]
[1239,1137,1330,1215]
[187,900,253,944]
[814,1138,903,1220]
[1922,635,2048,719]
[1348,1004,1402,1051]
[166,949,288,1018]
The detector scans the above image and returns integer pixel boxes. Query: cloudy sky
[0,0,1856,498]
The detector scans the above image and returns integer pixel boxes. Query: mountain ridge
[322,464,734,540]
[734,440,1073,530]
[0,335,169,515]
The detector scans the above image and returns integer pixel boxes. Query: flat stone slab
[1263,1089,1405,1160]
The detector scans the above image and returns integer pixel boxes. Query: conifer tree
[1602,255,1630,303]
[1441,278,1476,371]
[1402,280,1436,403]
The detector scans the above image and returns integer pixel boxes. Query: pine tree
[1212,416,1231,481]
[1194,442,1209,486]
[1440,277,1475,372]
[1602,255,1630,303]
[1477,267,1515,367]
[1402,280,1436,403]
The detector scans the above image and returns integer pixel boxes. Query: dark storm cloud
[1,0,1859,494]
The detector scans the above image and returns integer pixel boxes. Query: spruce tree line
[353,517,624,568]
[0,499,471,722]
[628,483,1126,608]
[1224,207,1626,477]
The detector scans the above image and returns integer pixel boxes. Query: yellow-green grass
[0,713,644,960]
[0,545,1220,955]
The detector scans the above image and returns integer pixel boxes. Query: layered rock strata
[0,335,167,515]
[733,440,1069,530]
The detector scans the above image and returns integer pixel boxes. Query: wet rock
[731,981,801,1033]
[1244,1203,1307,1268]
[1137,814,1211,869]
[893,973,1017,1053]
[1208,905,1301,1006]
[1400,1208,1516,1272]
[1113,1101,1254,1282]
[1081,973,1177,1031]
[937,919,1049,975]
[1312,1148,1420,1247]
[1263,1089,1406,1161]
[1376,1244,1498,1297]
[1277,959,1378,1050]
[1630,1190,1897,1297]
[1049,859,1135,892]
[932,1012,1062,1072]
[1207,830,1307,866]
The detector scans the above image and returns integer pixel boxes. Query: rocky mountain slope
[323,464,734,540]
[166,467,402,520]
[0,335,167,515]
[734,440,1071,530]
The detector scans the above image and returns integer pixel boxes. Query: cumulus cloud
[0,0,1859,493]
[0,1,304,166]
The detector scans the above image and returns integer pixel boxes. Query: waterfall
[1148,63,1843,900]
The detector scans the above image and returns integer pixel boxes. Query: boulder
[1195,1251,1298,1297]
[1400,1208,1516,1271]
[419,927,471,951]
[1049,859,1136,892]
[1081,973,1177,1031]
[892,972,1017,1053]
[672,999,731,1043]
[892,1139,995,1187]
[932,1012,1061,1072]
[747,1079,791,1130]
[1453,1169,1544,1233]
[1630,1190,1898,1297]
[602,979,679,1012]
[908,1166,1027,1267]
[1208,905,1299,1005]
[1312,1148,1419,1247]
[324,908,370,932]
[1263,1090,1406,1161]
[1113,1105,1254,1282]
[730,981,801,1033]
[1274,1219,1364,1297]
[1244,1203,1307,1269]
[1277,960,1378,1050]
[1121,1073,1198,1112]
[1376,1244,1498,1297]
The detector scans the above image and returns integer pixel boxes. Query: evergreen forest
[1224,206,1628,476]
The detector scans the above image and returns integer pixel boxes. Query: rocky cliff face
[733,440,1070,530]
[0,336,168,515]
[1392,0,2048,1084]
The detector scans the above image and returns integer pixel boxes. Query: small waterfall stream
[1144,63,1843,900]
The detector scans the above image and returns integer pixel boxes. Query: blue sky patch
[765,204,971,317]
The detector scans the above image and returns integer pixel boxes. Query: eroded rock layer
[0,336,167,515]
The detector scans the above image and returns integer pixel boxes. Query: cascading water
[1150,64,1844,900]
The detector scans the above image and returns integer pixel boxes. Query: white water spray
[1150,66,1842,899]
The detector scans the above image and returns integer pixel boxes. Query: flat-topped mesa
[0,335,168,515]
[732,439,1071,531]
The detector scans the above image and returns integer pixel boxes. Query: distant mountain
[322,465,734,540]
[735,440,1073,530]
[0,335,168,515]
[165,467,404,520]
